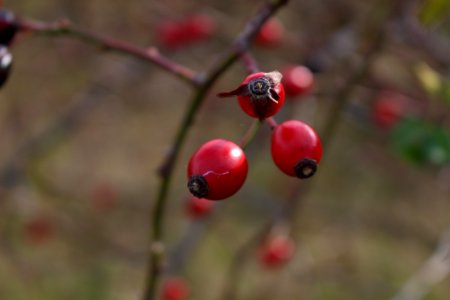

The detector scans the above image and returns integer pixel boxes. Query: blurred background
[0,0,449,299]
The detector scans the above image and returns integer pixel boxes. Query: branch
[144,1,289,299]
[391,230,450,300]
[17,18,200,86]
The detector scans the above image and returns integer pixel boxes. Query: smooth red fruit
[0,10,17,46]
[162,277,189,300]
[259,235,295,268]
[271,120,322,178]
[186,196,214,219]
[91,183,118,212]
[373,92,410,128]
[24,216,54,245]
[255,18,284,47]
[282,65,314,97]
[0,45,12,87]
[187,139,248,200]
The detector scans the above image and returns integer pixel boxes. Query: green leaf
[391,118,450,166]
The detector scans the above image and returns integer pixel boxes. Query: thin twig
[391,230,450,300]
[239,120,263,149]
[17,18,201,86]
[241,52,260,74]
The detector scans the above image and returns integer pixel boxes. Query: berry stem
[265,117,278,130]
[17,18,201,86]
[239,120,263,149]
[241,52,260,74]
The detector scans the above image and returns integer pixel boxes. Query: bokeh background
[0,0,449,299]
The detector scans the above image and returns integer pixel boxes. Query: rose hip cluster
[0,9,16,88]
[187,70,322,201]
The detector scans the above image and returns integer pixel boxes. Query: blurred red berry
[156,14,215,49]
[162,277,189,300]
[255,18,284,47]
[91,183,118,212]
[373,92,410,128]
[186,196,214,219]
[156,21,185,49]
[259,235,295,268]
[184,14,215,40]
[24,216,54,245]
[218,71,285,120]
[282,65,314,97]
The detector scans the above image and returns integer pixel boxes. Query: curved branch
[17,18,201,86]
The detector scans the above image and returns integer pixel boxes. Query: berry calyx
[217,71,285,119]
[0,45,12,88]
[0,9,18,46]
[281,65,314,97]
[162,277,189,300]
[187,139,248,200]
[259,235,295,268]
[186,196,214,219]
[271,120,322,178]
[255,18,284,47]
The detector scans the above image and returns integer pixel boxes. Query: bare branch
[391,230,450,300]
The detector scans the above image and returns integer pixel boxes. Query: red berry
[373,92,410,128]
[0,45,12,88]
[156,14,215,49]
[90,183,118,212]
[259,235,295,268]
[0,9,17,46]
[162,277,189,300]
[24,216,54,245]
[184,14,215,41]
[271,120,322,178]
[255,18,284,47]
[156,21,186,49]
[282,65,314,97]
[217,71,285,120]
[186,196,214,219]
[187,139,248,200]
